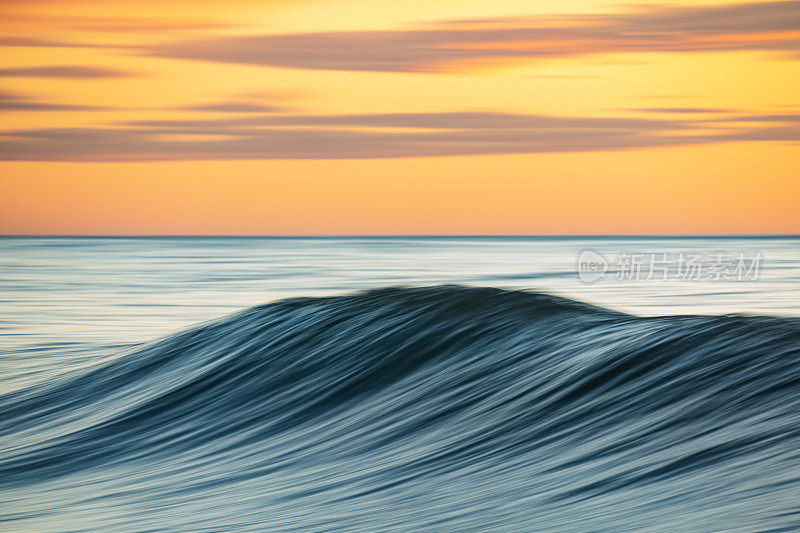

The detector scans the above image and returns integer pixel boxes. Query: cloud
[0,12,232,33]
[0,66,131,79]
[630,108,733,114]
[0,90,105,111]
[0,109,797,161]
[0,37,105,48]
[181,102,284,113]
[177,91,300,113]
[146,1,800,73]
[128,112,685,129]
[718,113,800,121]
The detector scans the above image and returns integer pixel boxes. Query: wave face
[1,286,800,532]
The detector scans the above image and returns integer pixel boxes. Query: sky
[0,0,798,234]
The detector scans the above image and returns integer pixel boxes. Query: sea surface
[1,236,799,532]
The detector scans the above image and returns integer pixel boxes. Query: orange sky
[0,0,798,234]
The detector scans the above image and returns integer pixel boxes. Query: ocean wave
[1,285,799,532]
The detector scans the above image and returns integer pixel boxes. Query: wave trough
[1,285,799,532]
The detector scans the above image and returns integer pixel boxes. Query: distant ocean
[1,236,799,532]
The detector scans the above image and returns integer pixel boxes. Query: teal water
[1,236,798,350]
[1,237,799,532]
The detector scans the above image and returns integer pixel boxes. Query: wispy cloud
[146,1,800,73]
[629,108,733,114]
[0,109,797,161]
[718,113,800,121]
[0,36,107,48]
[176,91,301,113]
[181,102,285,113]
[0,90,105,111]
[0,66,132,79]
[0,12,232,33]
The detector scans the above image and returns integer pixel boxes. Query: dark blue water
[1,238,799,531]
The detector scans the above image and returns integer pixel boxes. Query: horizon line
[2,234,799,239]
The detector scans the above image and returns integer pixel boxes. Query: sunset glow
[1,0,798,234]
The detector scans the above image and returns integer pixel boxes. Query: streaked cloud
[146,1,800,72]
[0,66,131,79]
[1,110,797,161]
[0,90,104,111]
[0,36,104,48]
[0,13,232,33]
[181,102,285,113]
[176,91,300,113]
[128,112,687,130]
[718,113,800,121]
[630,108,733,114]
